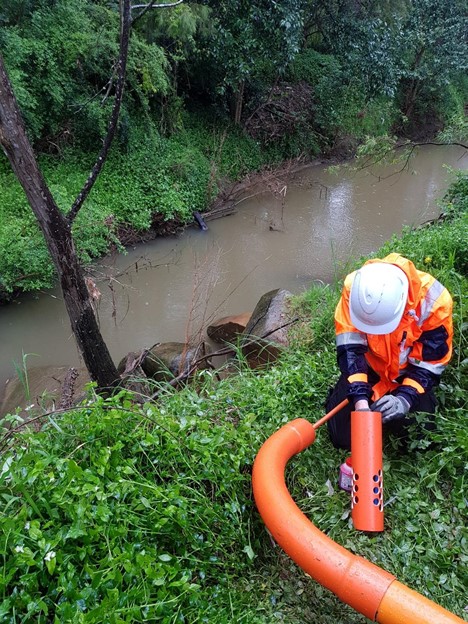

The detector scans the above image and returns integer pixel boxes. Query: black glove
[370,395,410,424]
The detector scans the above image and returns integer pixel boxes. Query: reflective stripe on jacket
[335,253,453,406]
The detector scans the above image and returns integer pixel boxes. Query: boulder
[242,288,293,367]
[141,342,212,382]
[117,351,146,376]
[207,312,251,344]
[117,351,151,398]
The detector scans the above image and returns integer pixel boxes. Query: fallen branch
[58,367,79,410]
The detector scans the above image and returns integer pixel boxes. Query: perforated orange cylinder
[351,410,384,532]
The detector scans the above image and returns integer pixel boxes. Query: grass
[11,352,39,404]
[0,176,466,622]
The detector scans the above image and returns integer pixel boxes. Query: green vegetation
[1,0,467,300]
[0,176,466,623]
[0,0,169,147]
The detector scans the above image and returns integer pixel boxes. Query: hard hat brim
[350,309,403,335]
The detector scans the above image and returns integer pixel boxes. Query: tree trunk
[403,47,425,120]
[234,80,245,125]
[0,55,119,390]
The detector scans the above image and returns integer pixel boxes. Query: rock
[117,351,146,376]
[242,288,294,367]
[207,312,252,344]
[141,342,212,382]
[117,351,151,398]
[120,365,151,398]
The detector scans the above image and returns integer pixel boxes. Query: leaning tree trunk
[0,55,119,390]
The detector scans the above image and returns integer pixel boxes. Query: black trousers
[326,373,437,450]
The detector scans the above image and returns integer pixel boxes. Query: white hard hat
[349,263,409,334]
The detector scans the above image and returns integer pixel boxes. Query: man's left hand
[371,395,410,423]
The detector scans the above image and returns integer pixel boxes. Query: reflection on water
[0,145,466,391]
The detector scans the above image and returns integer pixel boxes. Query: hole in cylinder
[373,498,379,505]
[373,475,379,482]
[354,496,359,504]
[373,487,379,494]
[354,474,359,480]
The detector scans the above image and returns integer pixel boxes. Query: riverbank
[0,173,466,622]
[2,144,465,404]
[0,112,337,306]
[1,92,463,306]
[104,156,329,247]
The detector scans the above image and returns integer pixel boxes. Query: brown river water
[0,144,466,401]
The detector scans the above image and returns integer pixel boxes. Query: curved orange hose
[252,417,464,623]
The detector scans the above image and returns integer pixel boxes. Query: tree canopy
[0,0,466,148]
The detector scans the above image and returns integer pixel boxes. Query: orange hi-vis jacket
[334,253,453,406]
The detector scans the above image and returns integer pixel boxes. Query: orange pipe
[252,417,464,623]
[351,410,384,532]
[377,580,465,624]
[312,398,349,429]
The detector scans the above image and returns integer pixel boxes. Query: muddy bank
[0,155,336,307]
[0,366,90,422]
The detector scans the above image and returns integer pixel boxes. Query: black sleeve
[337,344,372,403]
[396,325,449,408]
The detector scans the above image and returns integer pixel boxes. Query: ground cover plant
[0,176,466,622]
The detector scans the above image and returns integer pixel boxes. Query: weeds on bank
[1,335,466,622]
[11,352,38,403]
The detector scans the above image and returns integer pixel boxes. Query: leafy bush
[287,49,342,88]
[438,79,468,125]
[326,87,398,143]
[444,170,468,217]
[180,113,278,180]
[286,49,398,147]
[0,0,169,149]
[0,215,54,294]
